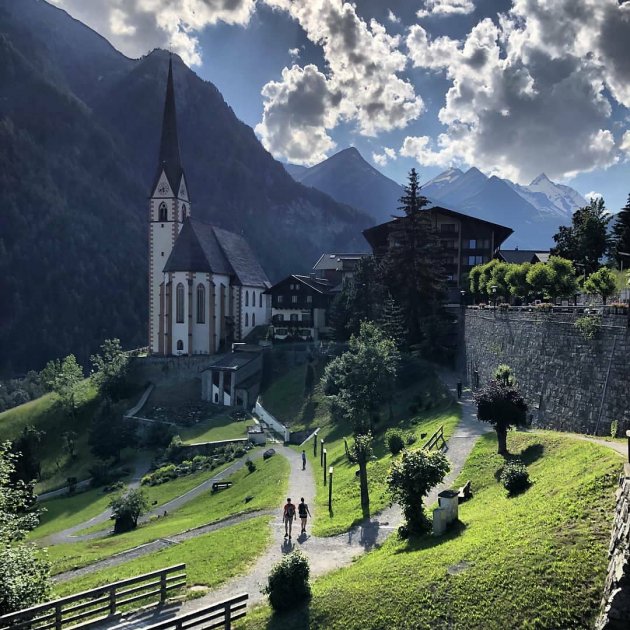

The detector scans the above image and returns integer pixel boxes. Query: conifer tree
[378,294,407,351]
[380,169,446,350]
[612,194,630,269]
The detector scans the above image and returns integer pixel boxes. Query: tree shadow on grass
[299,400,317,427]
[493,443,544,483]
[394,520,468,555]
[265,601,311,630]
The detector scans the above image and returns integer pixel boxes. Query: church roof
[152,56,184,194]
[163,218,270,288]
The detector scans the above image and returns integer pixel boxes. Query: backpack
[286,503,295,518]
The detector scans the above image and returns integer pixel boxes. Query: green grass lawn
[244,432,621,630]
[0,380,103,493]
[30,457,241,540]
[54,516,271,599]
[179,414,255,443]
[264,360,460,536]
[43,455,289,575]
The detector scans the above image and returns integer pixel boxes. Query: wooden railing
[423,425,446,452]
[0,564,186,630]
[143,594,249,630]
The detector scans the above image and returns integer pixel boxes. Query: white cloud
[621,131,630,158]
[372,146,397,166]
[417,0,475,19]
[405,1,630,183]
[257,0,423,162]
[53,0,257,65]
[288,47,300,60]
[585,191,604,201]
[387,9,400,24]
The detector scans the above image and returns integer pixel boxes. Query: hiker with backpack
[298,497,311,534]
[283,498,296,539]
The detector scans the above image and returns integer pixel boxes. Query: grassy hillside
[245,432,621,630]
[0,380,101,492]
[263,360,460,535]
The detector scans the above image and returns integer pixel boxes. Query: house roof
[264,274,333,294]
[312,253,367,271]
[163,218,270,287]
[152,56,184,195]
[363,206,513,251]
[497,249,550,264]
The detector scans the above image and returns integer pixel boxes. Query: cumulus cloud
[372,147,397,166]
[52,0,256,65]
[405,0,630,182]
[621,131,630,158]
[387,9,400,24]
[417,0,475,19]
[257,0,423,164]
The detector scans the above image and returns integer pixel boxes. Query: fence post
[160,571,167,605]
[109,586,117,616]
[314,435,317,457]
[225,602,232,630]
[323,449,327,485]
[55,603,62,630]
[320,440,324,466]
[328,467,333,510]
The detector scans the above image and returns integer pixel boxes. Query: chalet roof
[264,274,332,294]
[152,56,184,195]
[363,206,513,251]
[312,253,367,271]
[163,218,270,288]
[498,249,550,264]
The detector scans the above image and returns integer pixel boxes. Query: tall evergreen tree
[378,294,407,351]
[380,169,446,349]
[612,194,630,269]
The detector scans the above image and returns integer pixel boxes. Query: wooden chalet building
[264,274,334,341]
[363,207,513,302]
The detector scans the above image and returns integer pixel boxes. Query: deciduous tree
[584,267,617,304]
[41,354,83,417]
[90,338,130,401]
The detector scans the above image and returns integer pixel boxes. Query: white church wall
[171,271,189,355]
[212,274,230,352]
[191,274,211,355]
[240,286,270,338]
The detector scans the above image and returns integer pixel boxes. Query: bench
[458,480,472,503]
[212,481,232,492]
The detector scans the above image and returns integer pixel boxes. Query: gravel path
[106,373,492,630]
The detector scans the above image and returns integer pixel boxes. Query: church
[148,58,271,356]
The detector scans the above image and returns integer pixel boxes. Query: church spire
[155,55,183,192]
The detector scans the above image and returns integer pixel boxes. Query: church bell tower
[148,55,191,354]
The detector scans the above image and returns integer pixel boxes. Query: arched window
[176,283,185,323]
[245,291,249,307]
[197,284,205,323]
[158,202,168,222]
[176,340,184,351]
[252,313,256,327]
[259,292,262,308]
[245,312,249,327]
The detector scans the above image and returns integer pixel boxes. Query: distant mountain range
[0,0,371,375]
[286,151,587,248]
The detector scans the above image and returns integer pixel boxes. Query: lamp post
[323,449,327,485]
[328,466,334,510]
[320,439,324,466]
[460,289,466,309]
[491,285,497,309]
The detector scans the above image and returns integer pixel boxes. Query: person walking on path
[283,498,296,539]
[301,450,307,470]
[457,381,462,399]
[298,497,311,534]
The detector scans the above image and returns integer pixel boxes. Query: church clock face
[158,184,169,194]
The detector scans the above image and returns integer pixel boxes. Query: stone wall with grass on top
[463,309,630,435]
[597,463,630,630]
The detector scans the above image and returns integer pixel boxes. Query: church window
[252,313,256,326]
[182,204,187,219]
[245,313,249,327]
[259,293,263,308]
[158,202,168,222]
[177,340,184,351]
[176,283,185,323]
[197,284,205,323]
[245,291,249,307]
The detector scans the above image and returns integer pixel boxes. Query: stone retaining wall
[597,463,630,629]
[463,310,630,435]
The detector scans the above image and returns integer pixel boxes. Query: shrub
[574,315,601,340]
[144,423,176,449]
[385,429,405,455]
[534,302,553,312]
[89,459,120,488]
[611,420,619,439]
[263,550,311,612]
[500,460,530,495]
[246,459,256,473]
[110,488,149,533]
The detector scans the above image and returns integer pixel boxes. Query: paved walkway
[105,374,492,628]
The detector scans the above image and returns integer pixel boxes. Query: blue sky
[54,0,630,211]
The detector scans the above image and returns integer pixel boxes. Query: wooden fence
[423,425,446,452]
[0,564,186,630]
[143,593,249,630]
